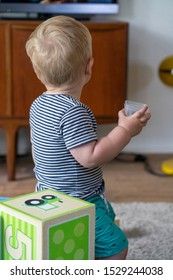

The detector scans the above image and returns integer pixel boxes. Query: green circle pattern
[49,215,89,260]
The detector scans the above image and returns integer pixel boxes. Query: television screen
[0,1,119,18]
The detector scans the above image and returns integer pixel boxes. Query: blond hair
[25,16,92,86]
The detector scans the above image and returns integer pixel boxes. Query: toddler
[26,15,151,259]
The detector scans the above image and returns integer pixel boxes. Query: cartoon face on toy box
[0,190,95,260]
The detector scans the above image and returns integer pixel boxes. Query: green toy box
[0,190,95,260]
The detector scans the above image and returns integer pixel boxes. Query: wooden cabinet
[0,22,9,117]
[0,20,128,180]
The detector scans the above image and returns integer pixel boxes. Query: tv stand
[0,20,128,180]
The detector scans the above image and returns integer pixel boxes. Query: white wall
[116,0,173,153]
[1,0,173,155]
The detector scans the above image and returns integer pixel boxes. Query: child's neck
[45,80,84,101]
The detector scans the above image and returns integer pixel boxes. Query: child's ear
[85,57,94,75]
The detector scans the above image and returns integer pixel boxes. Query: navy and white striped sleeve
[60,105,98,150]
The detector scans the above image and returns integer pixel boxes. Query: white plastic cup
[124,100,146,116]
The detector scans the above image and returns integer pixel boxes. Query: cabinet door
[0,23,9,117]
[82,22,128,123]
[11,23,45,117]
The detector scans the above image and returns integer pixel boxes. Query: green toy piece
[0,190,95,260]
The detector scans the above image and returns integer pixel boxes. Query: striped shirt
[30,93,104,200]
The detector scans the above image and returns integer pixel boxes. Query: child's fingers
[137,113,151,131]
[134,105,149,118]
[118,109,126,117]
[140,112,151,122]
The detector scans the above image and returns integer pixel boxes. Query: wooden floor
[0,153,173,202]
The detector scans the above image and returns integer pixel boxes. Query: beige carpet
[112,202,173,260]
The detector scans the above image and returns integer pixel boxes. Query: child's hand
[118,105,151,137]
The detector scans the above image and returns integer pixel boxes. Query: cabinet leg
[4,126,18,181]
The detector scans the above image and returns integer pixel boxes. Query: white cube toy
[0,190,95,260]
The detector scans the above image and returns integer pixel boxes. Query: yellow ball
[159,56,173,87]
[161,159,173,175]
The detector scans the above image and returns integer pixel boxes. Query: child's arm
[70,105,151,168]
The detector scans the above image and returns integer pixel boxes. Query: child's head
[26,15,92,87]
